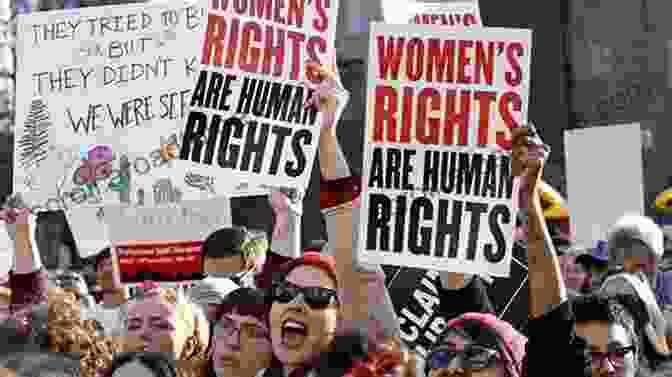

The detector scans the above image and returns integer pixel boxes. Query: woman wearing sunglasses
[254,58,402,377]
[425,313,527,377]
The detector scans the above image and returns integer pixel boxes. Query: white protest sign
[13,0,215,212]
[176,0,340,193]
[385,0,482,27]
[104,196,231,242]
[564,123,645,247]
[358,23,532,277]
[64,207,110,258]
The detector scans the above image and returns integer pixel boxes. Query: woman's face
[269,265,339,367]
[212,311,273,377]
[427,332,506,377]
[559,255,588,291]
[575,321,637,377]
[126,295,189,358]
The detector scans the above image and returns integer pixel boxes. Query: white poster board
[385,0,482,27]
[13,0,215,212]
[358,23,532,277]
[65,207,110,258]
[104,196,231,242]
[175,0,340,193]
[564,123,645,247]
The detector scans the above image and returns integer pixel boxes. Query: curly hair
[47,287,120,377]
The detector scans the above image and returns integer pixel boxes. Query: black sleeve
[436,276,495,320]
[522,300,591,377]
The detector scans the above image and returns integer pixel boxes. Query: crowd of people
[0,64,668,377]
[1,13,672,377]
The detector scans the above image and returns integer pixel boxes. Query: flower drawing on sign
[74,144,114,198]
[153,178,182,204]
[159,138,178,162]
[184,172,215,194]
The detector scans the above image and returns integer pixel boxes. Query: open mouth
[281,319,308,349]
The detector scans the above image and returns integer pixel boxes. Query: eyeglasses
[590,346,635,369]
[214,317,270,341]
[426,345,500,371]
[271,281,338,309]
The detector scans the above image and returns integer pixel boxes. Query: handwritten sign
[104,196,231,242]
[358,23,532,277]
[176,0,340,193]
[13,0,210,212]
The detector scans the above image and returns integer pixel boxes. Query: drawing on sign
[184,172,215,194]
[153,178,182,204]
[18,98,51,171]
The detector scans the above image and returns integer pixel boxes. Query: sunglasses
[427,345,500,371]
[271,281,338,309]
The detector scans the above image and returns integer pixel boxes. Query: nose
[223,329,241,350]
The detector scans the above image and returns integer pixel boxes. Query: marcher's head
[189,277,240,322]
[103,352,178,377]
[269,252,340,367]
[125,283,209,362]
[555,239,590,293]
[344,336,417,377]
[608,215,664,287]
[203,227,267,282]
[426,313,527,377]
[211,288,273,377]
[573,293,656,377]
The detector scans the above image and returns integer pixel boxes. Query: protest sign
[104,196,230,243]
[13,0,214,212]
[176,0,340,193]
[64,206,109,258]
[564,123,645,247]
[384,0,482,27]
[358,23,532,277]
[115,240,203,283]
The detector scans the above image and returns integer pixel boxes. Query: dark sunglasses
[427,345,500,371]
[271,281,338,309]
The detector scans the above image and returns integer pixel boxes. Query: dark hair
[202,226,248,259]
[0,351,80,377]
[216,287,270,324]
[573,293,649,328]
[102,352,177,377]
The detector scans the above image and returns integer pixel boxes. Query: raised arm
[0,198,48,313]
[513,126,566,318]
[307,61,400,340]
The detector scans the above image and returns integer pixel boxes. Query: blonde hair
[241,230,269,269]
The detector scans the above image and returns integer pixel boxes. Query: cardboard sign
[385,0,482,27]
[175,0,340,193]
[13,0,212,212]
[564,123,645,247]
[65,206,110,258]
[104,196,231,242]
[358,23,532,277]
